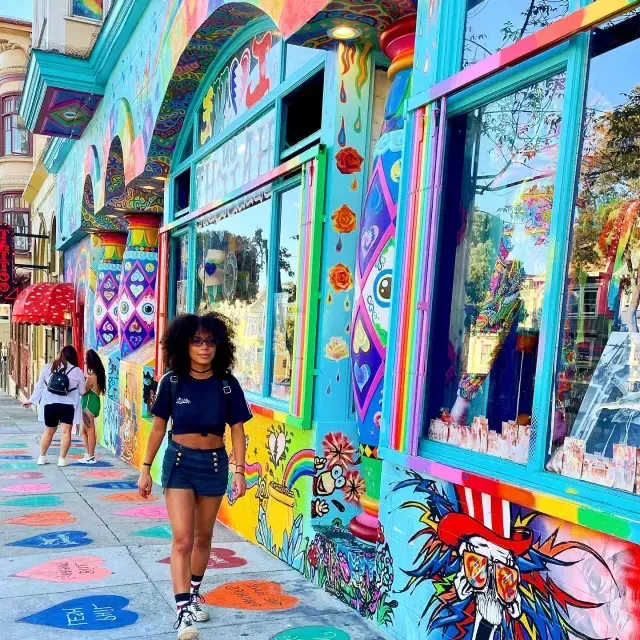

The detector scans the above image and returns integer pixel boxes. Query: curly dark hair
[161,312,235,377]
[85,349,106,395]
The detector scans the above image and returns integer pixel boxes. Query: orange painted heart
[0,450,29,455]
[203,580,299,610]
[79,470,126,479]
[2,510,76,526]
[102,492,158,503]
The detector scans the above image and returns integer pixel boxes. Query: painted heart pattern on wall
[21,595,138,630]
[14,555,112,583]
[7,530,92,549]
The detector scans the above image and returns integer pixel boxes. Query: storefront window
[424,72,566,463]
[195,197,271,394]
[463,0,570,68]
[173,234,189,316]
[550,16,640,491]
[271,185,301,400]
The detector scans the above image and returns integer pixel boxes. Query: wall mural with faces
[384,469,640,640]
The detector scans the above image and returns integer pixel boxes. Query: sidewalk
[0,394,389,640]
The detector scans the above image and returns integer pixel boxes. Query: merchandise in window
[195,197,272,395]
[271,186,301,400]
[1,96,30,157]
[1,194,30,252]
[173,234,189,316]
[550,15,640,492]
[463,0,570,68]
[425,72,566,463]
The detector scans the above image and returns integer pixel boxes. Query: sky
[1,4,33,21]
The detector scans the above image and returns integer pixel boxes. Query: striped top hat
[437,486,533,556]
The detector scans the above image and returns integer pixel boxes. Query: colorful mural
[94,233,126,348]
[383,466,640,640]
[72,0,103,21]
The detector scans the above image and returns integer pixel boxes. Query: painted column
[350,16,416,542]
[94,232,127,348]
[118,215,159,358]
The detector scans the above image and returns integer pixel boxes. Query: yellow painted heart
[353,321,371,354]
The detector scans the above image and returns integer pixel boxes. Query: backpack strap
[222,379,232,425]
[67,366,78,393]
[168,374,178,442]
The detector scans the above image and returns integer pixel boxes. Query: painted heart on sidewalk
[0,443,27,449]
[102,492,157,502]
[271,627,350,640]
[0,462,37,470]
[0,455,32,460]
[158,547,247,569]
[3,510,76,526]
[7,530,92,549]
[79,470,126,479]
[0,471,43,480]
[21,595,138,630]
[203,580,299,610]
[115,505,168,519]
[0,483,51,493]
[14,555,112,583]
[1,495,63,507]
[134,524,172,539]
[0,450,29,455]
[87,481,138,490]
[71,460,113,468]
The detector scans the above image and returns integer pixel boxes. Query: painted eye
[95,304,104,318]
[463,551,488,589]
[373,269,392,308]
[335,476,346,489]
[331,466,344,479]
[496,564,520,604]
[142,303,153,315]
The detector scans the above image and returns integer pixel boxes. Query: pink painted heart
[79,470,126,479]
[0,472,43,480]
[158,547,247,569]
[115,505,168,519]
[14,555,112,583]
[1,483,51,493]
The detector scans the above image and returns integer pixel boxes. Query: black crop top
[151,373,252,436]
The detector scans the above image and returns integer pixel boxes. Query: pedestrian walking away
[138,312,252,640]
[79,348,106,464]
[24,345,86,467]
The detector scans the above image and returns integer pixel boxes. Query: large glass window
[172,234,189,317]
[271,185,301,400]
[550,15,640,491]
[1,194,30,253]
[463,0,570,68]
[424,72,566,464]
[196,197,272,395]
[1,96,30,157]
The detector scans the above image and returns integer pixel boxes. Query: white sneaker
[57,457,69,467]
[37,456,49,465]
[174,610,199,639]
[188,598,209,622]
[78,456,96,464]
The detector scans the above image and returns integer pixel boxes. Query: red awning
[12,283,75,326]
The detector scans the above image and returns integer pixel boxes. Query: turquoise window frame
[408,29,640,524]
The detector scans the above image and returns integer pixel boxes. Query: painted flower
[323,432,356,468]
[343,469,366,504]
[331,204,357,234]
[328,263,354,292]
[335,146,364,174]
[324,337,349,362]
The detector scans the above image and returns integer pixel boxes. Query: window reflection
[464,0,570,68]
[425,73,566,464]
[551,16,640,491]
[271,186,301,400]
[195,199,271,394]
[173,235,189,316]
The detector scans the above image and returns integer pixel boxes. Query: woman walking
[24,345,86,467]
[138,313,251,640]
[79,349,106,464]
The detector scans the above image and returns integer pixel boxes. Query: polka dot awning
[12,283,75,326]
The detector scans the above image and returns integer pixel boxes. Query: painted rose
[324,337,349,362]
[335,146,364,174]
[328,264,354,292]
[331,204,357,234]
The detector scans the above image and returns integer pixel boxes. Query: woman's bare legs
[165,488,196,595]
[82,410,96,458]
[39,426,56,457]
[59,423,72,459]
[192,495,223,578]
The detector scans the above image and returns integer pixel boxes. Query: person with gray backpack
[24,345,86,467]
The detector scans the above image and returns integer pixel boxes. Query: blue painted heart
[360,225,380,257]
[71,460,113,468]
[353,362,371,392]
[87,481,138,489]
[7,530,92,549]
[21,595,138,630]
[130,270,145,282]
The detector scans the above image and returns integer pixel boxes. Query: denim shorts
[161,440,229,497]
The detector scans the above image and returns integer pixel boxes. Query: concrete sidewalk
[0,393,388,640]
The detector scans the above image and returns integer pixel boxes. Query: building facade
[20,0,640,638]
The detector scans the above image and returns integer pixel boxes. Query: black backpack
[47,366,78,396]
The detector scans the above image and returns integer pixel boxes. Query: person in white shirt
[24,345,86,467]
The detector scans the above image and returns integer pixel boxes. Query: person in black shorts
[24,345,86,467]
[138,313,252,640]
